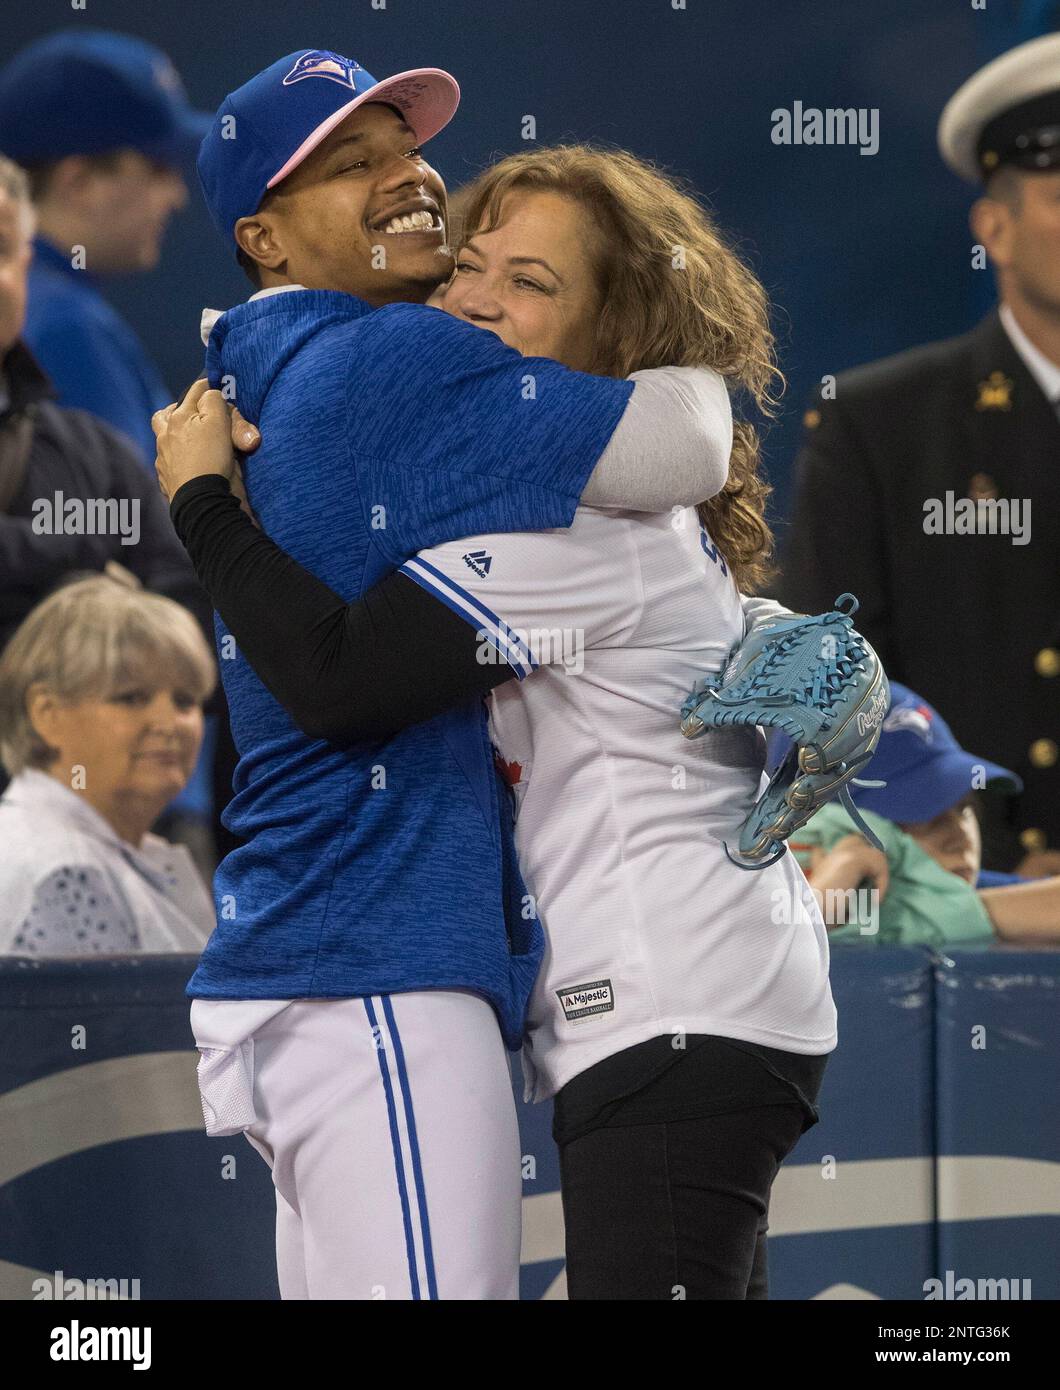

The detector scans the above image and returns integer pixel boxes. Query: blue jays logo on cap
[151,56,185,97]
[882,704,934,743]
[282,51,363,90]
[197,49,460,249]
[850,682,1021,824]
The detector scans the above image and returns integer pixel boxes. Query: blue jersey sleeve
[346,303,634,563]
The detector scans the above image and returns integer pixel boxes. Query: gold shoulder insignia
[975,371,1014,411]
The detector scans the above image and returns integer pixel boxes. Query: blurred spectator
[0,29,210,464]
[777,34,1060,874]
[792,683,1060,945]
[0,156,209,651]
[0,573,215,954]
[0,152,239,871]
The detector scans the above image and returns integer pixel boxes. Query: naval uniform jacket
[777,310,1060,867]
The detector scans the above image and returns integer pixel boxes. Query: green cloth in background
[792,803,995,947]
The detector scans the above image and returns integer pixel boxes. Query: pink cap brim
[267,67,460,188]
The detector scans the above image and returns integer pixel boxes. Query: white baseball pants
[195,991,522,1300]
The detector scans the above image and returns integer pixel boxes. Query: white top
[401,506,837,1101]
[0,769,213,955]
[999,302,1060,409]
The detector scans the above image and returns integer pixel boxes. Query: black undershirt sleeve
[169,475,518,745]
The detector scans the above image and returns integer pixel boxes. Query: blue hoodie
[186,289,633,1047]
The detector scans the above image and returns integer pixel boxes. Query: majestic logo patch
[283,51,363,91]
[557,979,614,1023]
[463,549,492,577]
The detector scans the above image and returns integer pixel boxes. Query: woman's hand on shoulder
[152,379,261,503]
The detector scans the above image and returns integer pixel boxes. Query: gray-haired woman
[0,573,217,953]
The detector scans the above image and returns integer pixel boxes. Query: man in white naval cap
[779,32,1060,878]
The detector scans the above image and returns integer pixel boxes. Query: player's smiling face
[435,190,605,371]
[237,103,452,305]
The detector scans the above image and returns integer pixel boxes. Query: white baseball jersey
[401,506,838,1102]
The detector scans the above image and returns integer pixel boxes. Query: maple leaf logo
[493,751,523,787]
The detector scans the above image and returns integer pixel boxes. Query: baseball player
[164,53,736,1300]
[156,146,849,1298]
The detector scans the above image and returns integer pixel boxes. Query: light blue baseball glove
[680,593,890,870]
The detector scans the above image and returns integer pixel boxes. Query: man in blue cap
[0,153,208,650]
[0,29,211,465]
[836,682,1024,891]
[794,684,1060,945]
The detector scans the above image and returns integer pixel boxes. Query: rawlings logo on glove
[855,687,888,738]
[681,593,890,870]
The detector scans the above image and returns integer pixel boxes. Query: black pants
[554,1035,827,1300]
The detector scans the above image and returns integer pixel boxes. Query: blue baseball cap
[0,29,211,169]
[197,49,460,246]
[848,683,1022,824]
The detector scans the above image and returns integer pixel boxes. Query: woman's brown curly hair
[451,145,783,591]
